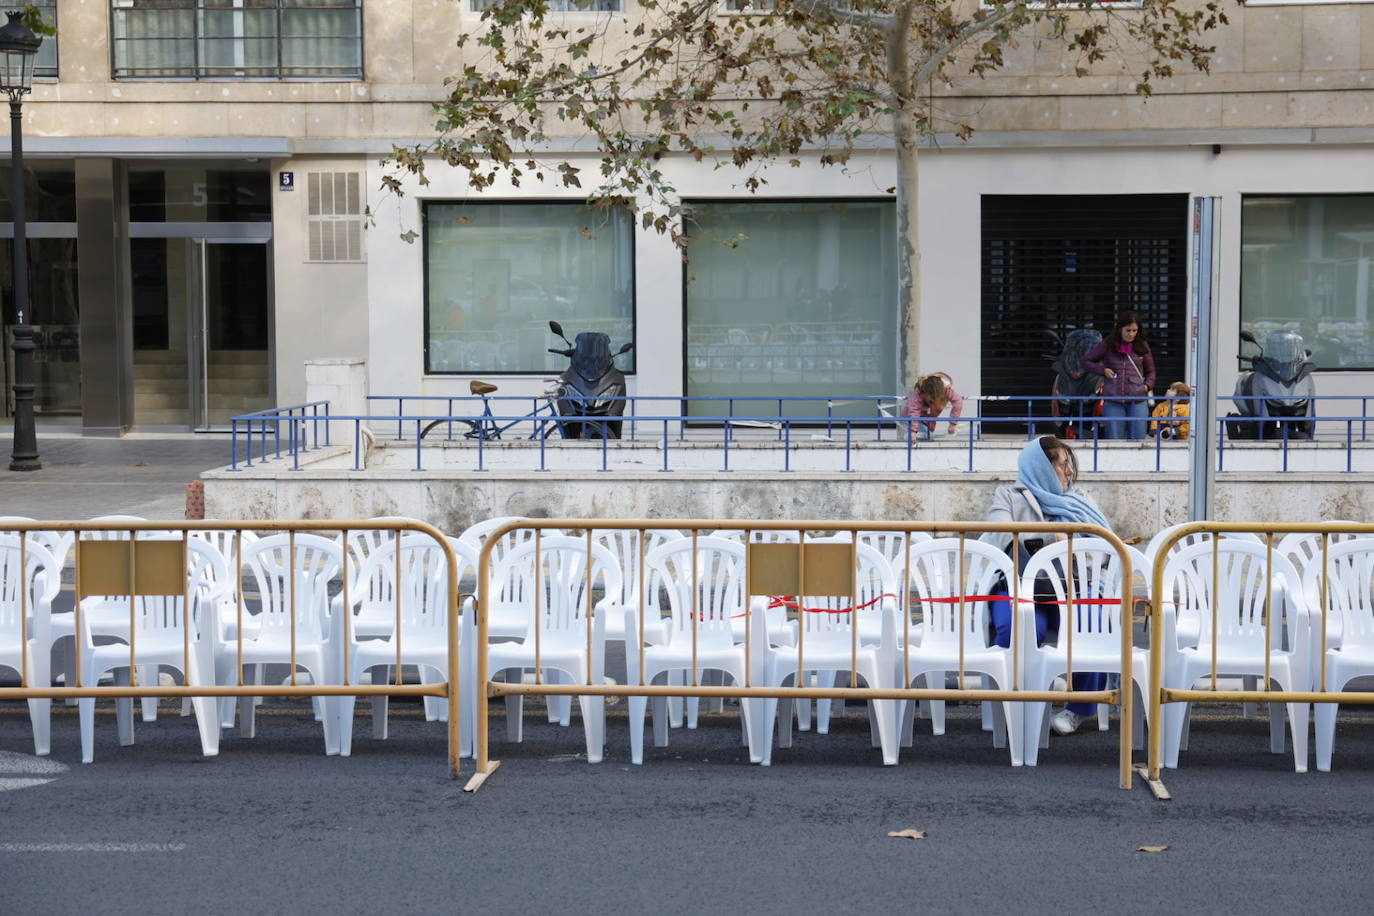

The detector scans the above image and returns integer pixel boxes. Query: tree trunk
[888,7,919,390]
[893,99,919,390]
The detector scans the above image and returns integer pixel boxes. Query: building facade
[4,1,1374,433]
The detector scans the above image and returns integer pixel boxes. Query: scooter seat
[469,380,498,396]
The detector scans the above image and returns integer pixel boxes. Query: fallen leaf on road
[1136,845,1170,853]
[887,829,927,840]
[134,461,150,467]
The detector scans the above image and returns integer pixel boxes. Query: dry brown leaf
[134,461,150,467]
[1136,845,1170,853]
[887,829,927,840]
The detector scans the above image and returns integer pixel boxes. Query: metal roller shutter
[980,194,1188,430]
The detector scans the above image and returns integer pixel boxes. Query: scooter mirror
[549,320,566,338]
[616,342,635,355]
[1239,329,1258,345]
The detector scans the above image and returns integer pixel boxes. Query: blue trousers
[1101,399,1149,440]
[990,597,1105,716]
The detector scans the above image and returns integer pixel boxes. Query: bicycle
[419,379,562,442]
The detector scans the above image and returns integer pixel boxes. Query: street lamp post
[0,10,41,471]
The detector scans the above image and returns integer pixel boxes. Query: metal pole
[1187,196,1219,520]
[8,96,39,471]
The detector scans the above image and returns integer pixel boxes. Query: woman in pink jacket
[1082,311,1156,440]
[900,372,964,441]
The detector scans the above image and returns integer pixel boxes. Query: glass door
[188,239,272,430]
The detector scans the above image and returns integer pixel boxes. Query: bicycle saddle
[469,380,498,396]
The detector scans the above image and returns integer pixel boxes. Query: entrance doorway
[132,236,272,429]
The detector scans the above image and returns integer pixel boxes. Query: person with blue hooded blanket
[985,435,1111,736]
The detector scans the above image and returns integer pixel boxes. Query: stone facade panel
[1244,7,1304,72]
[1302,6,1363,71]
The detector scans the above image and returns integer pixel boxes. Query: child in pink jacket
[901,372,964,440]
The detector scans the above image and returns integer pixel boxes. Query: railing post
[844,420,852,473]
[783,420,791,473]
[245,419,254,467]
[324,402,331,448]
[230,418,239,470]
[353,420,363,471]
[722,420,731,472]
[661,420,670,473]
[966,415,975,473]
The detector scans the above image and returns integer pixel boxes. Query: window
[469,0,621,11]
[424,202,635,374]
[684,200,897,419]
[111,0,363,80]
[1241,195,1374,370]
[31,0,57,79]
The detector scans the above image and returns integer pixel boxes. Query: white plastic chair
[341,518,454,722]
[1158,540,1309,772]
[487,536,620,763]
[897,538,1023,766]
[1305,540,1374,771]
[1277,525,1370,574]
[54,516,174,721]
[1019,539,1151,765]
[338,535,478,758]
[217,533,344,755]
[0,536,60,756]
[624,536,764,765]
[756,539,900,765]
[76,538,227,763]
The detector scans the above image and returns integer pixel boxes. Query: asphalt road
[3,699,1372,914]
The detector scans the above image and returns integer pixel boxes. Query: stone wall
[202,465,1374,544]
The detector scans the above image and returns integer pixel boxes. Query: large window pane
[113,0,363,80]
[424,202,635,374]
[128,163,271,222]
[0,161,76,222]
[1,238,80,416]
[31,0,57,79]
[685,200,897,418]
[1242,195,1374,370]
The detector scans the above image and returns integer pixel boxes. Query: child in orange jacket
[1150,381,1191,440]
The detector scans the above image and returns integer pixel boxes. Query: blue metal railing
[228,394,1373,474]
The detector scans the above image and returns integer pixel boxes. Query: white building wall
[272,155,372,407]
[358,144,1374,408]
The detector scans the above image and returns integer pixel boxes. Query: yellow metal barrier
[465,518,1137,793]
[1145,521,1374,796]
[0,519,465,778]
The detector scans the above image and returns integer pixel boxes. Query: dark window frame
[421,198,638,377]
[110,0,364,81]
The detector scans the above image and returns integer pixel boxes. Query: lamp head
[0,11,41,99]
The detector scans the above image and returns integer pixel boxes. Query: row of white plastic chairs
[2,515,1371,774]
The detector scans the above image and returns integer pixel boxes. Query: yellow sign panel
[748,541,855,597]
[76,539,186,598]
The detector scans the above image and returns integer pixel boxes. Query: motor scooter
[548,321,634,439]
[1046,328,1105,440]
[1227,328,1317,440]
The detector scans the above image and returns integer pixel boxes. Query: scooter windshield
[1263,330,1306,381]
[572,332,614,383]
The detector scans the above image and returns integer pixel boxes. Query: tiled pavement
[0,429,229,521]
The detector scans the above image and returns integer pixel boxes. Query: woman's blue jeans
[989,597,1106,716]
[1101,399,1150,440]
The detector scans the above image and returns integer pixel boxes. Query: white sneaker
[1051,709,1086,736]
